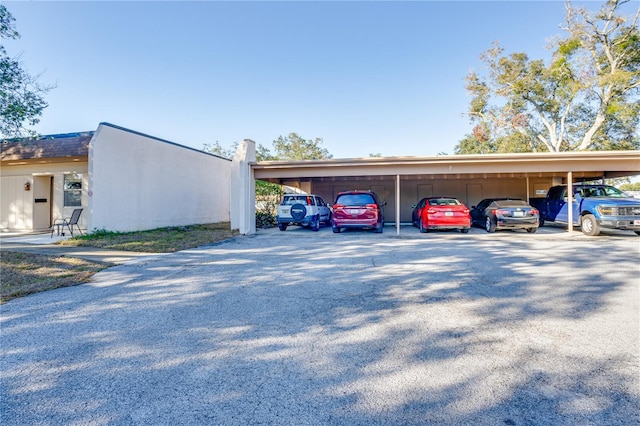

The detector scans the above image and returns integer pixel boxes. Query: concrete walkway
[1,227,638,425]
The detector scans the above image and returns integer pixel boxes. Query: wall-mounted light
[24,181,31,191]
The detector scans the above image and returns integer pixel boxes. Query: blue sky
[3,1,623,159]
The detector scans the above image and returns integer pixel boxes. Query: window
[64,173,82,207]
[336,194,375,205]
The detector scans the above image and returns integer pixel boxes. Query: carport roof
[253,150,640,182]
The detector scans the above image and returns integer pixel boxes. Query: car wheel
[419,218,428,233]
[374,221,383,233]
[324,213,332,226]
[332,220,341,233]
[311,215,320,232]
[580,214,600,236]
[538,217,545,227]
[485,216,496,233]
[290,204,306,221]
[526,227,537,233]
[278,223,287,231]
[460,228,469,233]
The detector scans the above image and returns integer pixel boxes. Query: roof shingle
[1,132,93,161]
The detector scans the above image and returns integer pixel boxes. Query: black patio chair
[51,208,83,237]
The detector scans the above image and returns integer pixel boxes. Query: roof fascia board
[253,151,640,179]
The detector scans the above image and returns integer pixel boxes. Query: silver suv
[277,194,332,232]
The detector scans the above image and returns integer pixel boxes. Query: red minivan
[331,190,385,233]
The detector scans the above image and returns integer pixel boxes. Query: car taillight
[427,208,437,214]
[333,204,344,210]
[495,209,510,216]
[529,209,539,216]
[366,204,378,210]
[463,208,469,214]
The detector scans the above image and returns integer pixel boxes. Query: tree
[0,5,53,139]
[202,140,275,161]
[202,141,235,158]
[272,132,332,160]
[457,0,639,154]
[619,181,640,191]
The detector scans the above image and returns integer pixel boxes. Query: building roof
[254,150,640,182]
[1,132,93,163]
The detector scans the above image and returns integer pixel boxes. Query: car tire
[419,218,428,233]
[580,214,600,236]
[460,228,469,233]
[278,223,287,231]
[290,204,306,221]
[374,221,383,233]
[324,213,332,226]
[526,227,537,233]
[539,217,545,227]
[311,215,320,232]
[332,224,341,233]
[485,216,496,233]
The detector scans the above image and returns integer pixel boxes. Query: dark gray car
[470,198,539,233]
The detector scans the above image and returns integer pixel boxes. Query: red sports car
[412,197,471,233]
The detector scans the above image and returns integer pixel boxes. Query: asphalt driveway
[1,226,639,425]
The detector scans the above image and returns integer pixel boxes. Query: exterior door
[33,176,52,229]
[466,183,483,208]
[417,184,433,201]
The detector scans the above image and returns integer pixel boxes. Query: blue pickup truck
[534,184,640,236]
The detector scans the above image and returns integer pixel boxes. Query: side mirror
[411,204,417,209]
[471,206,476,209]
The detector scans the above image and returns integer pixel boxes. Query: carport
[230,140,639,235]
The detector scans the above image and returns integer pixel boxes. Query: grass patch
[1,251,109,303]
[1,222,238,303]
[56,222,237,253]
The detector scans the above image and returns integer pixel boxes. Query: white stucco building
[1,123,231,233]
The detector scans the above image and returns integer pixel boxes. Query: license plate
[445,212,453,216]
[350,209,360,214]
[513,211,524,217]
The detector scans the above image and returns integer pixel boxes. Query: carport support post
[567,172,574,233]
[396,174,400,235]
[231,139,256,235]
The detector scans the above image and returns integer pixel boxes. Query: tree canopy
[456,0,639,154]
[271,132,332,160]
[203,132,332,162]
[0,5,53,139]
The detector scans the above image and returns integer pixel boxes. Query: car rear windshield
[336,193,376,206]
[494,200,529,207]
[282,195,314,205]
[429,198,460,206]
